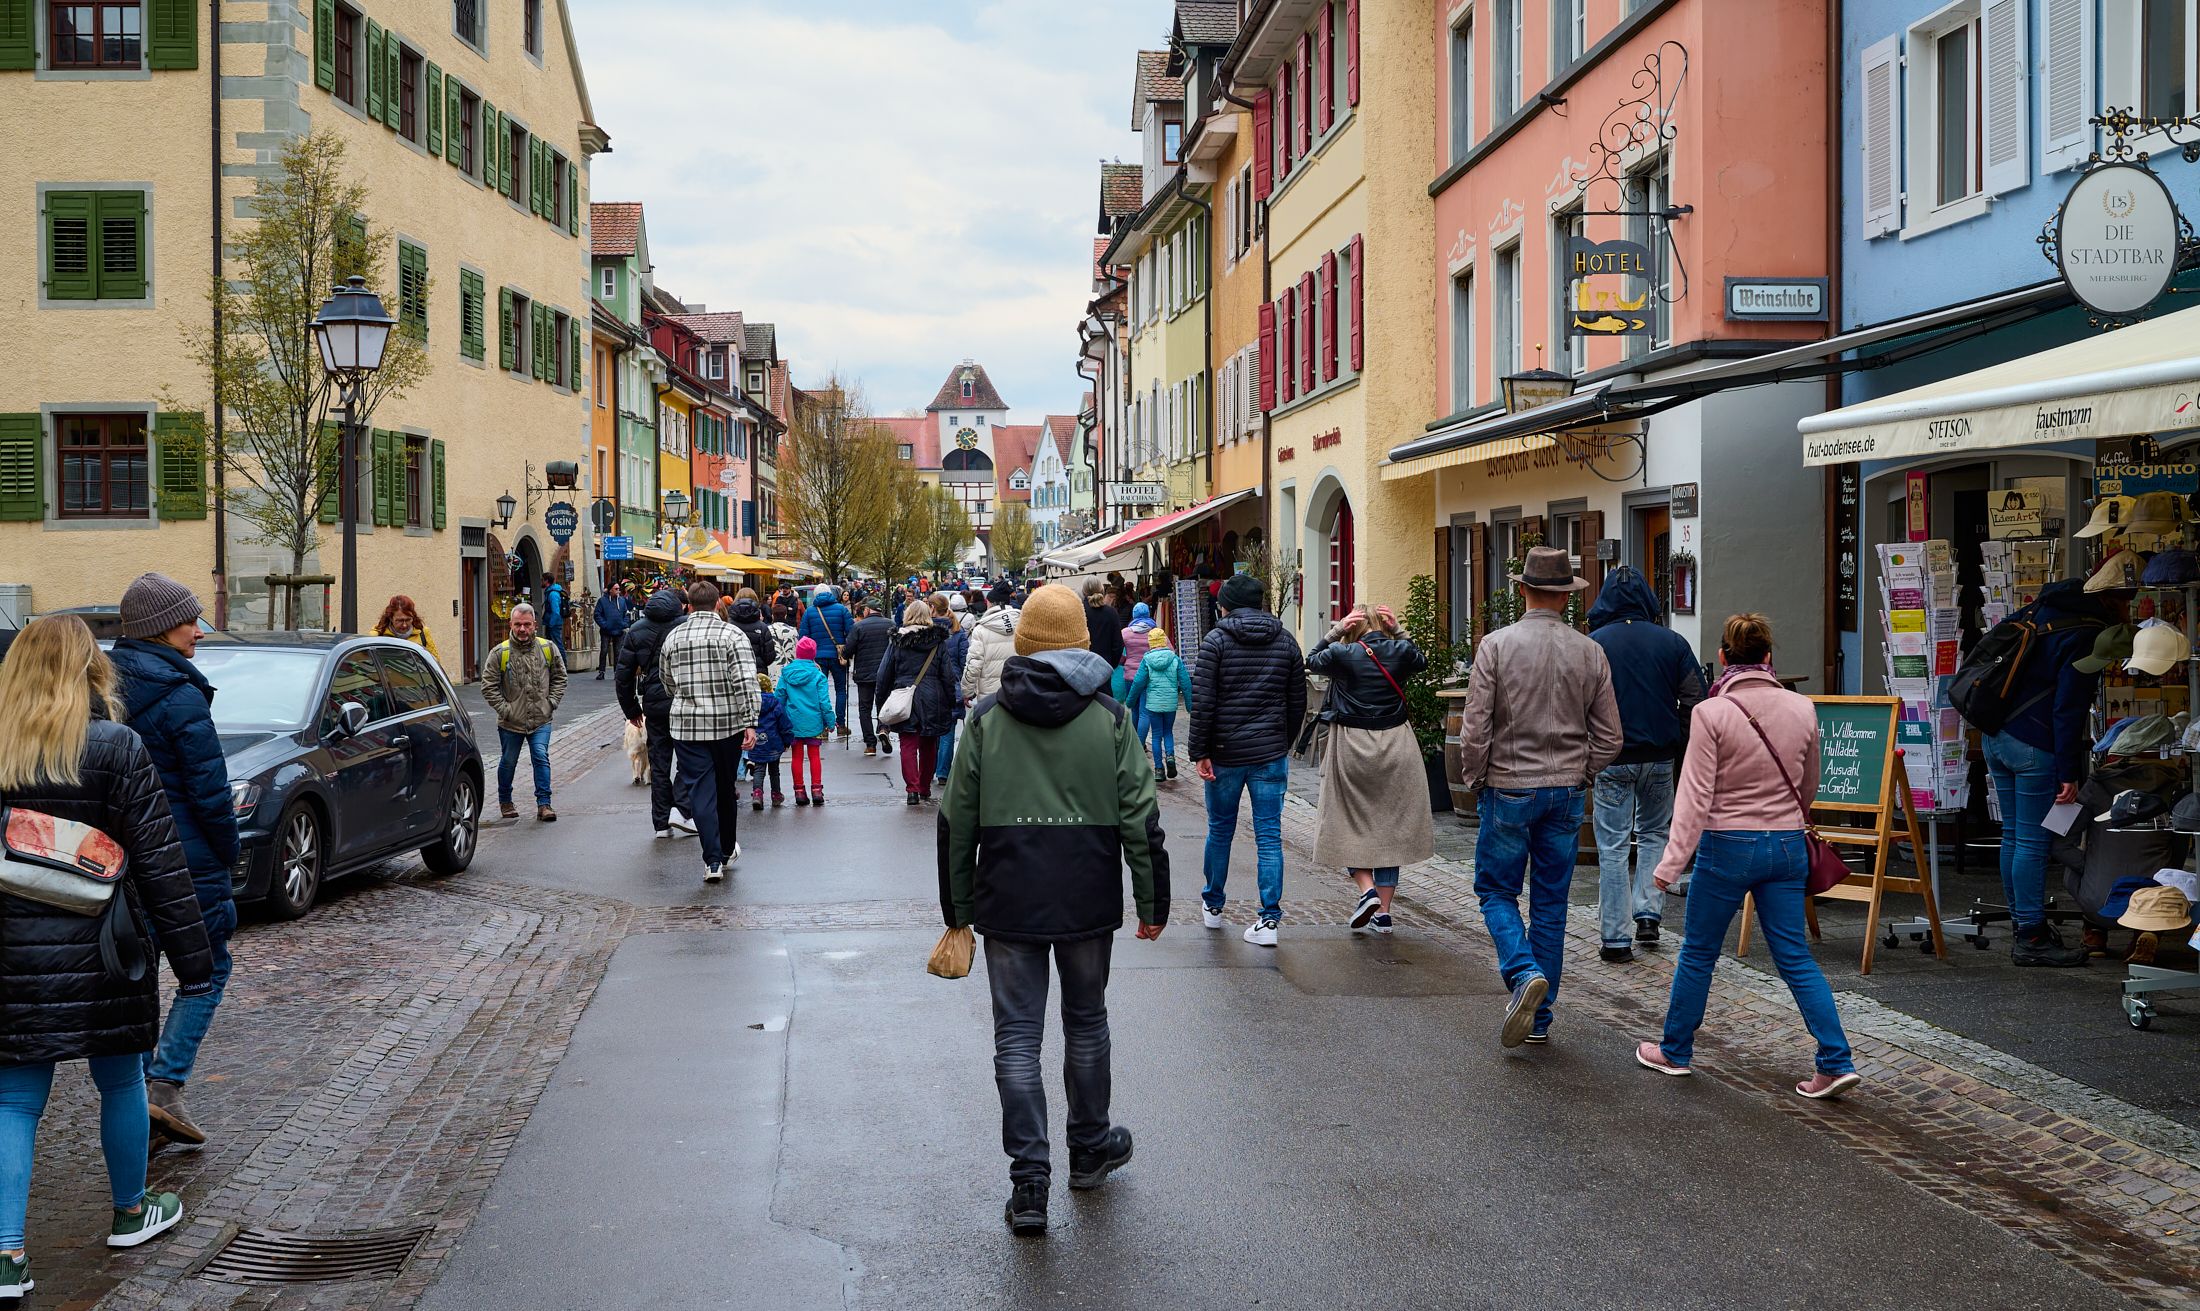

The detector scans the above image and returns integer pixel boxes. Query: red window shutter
[1252,90,1273,199]
[1279,64,1294,180]
[1278,288,1295,402]
[1300,272,1317,390]
[1346,0,1361,106]
[1321,251,1340,381]
[1298,35,1314,154]
[1257,301,1277,411]
[1315,7,1333,132]
[1348,234,1366,370]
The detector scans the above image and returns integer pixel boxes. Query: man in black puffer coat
[1188,573,1305,946]
[840,602,897,755]
[726,591,779,677]
[617,588,695,837]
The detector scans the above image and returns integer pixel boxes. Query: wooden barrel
[1440,690,1475,818]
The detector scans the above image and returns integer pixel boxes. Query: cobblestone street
[7,708,2192,1309]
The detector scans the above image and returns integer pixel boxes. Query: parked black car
[191,633,484,918]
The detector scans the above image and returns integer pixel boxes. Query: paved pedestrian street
[8,713,2191,1310]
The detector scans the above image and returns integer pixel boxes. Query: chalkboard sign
[1814,696,1898,810]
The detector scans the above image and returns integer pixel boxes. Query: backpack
[1947,602,2102,734]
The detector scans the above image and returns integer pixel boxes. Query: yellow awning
[692,550,776,574]
[1382,435,1556,481]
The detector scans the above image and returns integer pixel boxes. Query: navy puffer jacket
[1189,608,1307,766]
[877,621,959,738]
[110,638,240,907]
[616,590,687,722]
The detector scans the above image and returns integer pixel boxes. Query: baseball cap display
[2095,715,2140,754]
[2076,495,2138,538]
[2073,622,2137,673]
[2110,716,2180,757]
[2097,788,2171,826]
[2118,885,2198,932]
[2127,619,2192,676]
[2127,490,2197,535]
[2085,548,2147,592]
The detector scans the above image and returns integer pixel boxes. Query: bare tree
[991,502,1035,577]
[857,461,929,584]
[173,130,429,628]
[921,487,973,579]
[781,374,896,584]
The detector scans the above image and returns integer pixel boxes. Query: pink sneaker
[1795,1071,1862,1100]
[1634,1041,1691,1076]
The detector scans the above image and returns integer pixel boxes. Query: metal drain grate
[201,1225,430,1284]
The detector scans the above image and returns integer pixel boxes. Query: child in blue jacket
[781,637,838,805]
[748,673,797,810]
[1128,627,1194,780]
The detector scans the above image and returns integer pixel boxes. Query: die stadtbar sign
[2053,163,2182,317]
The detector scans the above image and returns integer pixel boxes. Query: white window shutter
[1981,0,2028,196]
[1861,35,1903,238]
[2039,0,2094,173]
[1243,343,1261,431]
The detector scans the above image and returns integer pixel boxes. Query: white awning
[1797,302,2200,467]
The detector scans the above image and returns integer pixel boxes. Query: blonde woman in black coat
[0,617,214,1296]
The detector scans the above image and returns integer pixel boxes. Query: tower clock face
[955,428,980,450]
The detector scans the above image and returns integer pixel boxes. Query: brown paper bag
[927,925,974,979]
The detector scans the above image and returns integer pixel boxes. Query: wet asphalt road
[415,734,2127,1311]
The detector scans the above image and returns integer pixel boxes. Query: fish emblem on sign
[1565,237,1655,337]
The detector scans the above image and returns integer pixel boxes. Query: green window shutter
[372,429,393,526]
[460,269,482,359]
[94,191,146,300]
[425,63,442,154]
[364,21,384,121]
[44,191,95,301]
[0,0,36,71]
[313,0,334,89]
[444,79,462,165]
[153,412,207,519]
[147,0,199,70]
[479,99,497,190]
[0,413,42,522]
[317,421,341,524]
[533,304,548,380]
[498,288,515,370]
[497,113,513,199]
[567,160,580,236]
[431,438,447,529]
[385,36,400,129]
[533,140,547,216]
[570,321,581,391]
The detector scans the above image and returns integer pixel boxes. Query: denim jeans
[1474,785,1586,1030]
[1369,865,1400,888]
[1984,731,2057,932]
[985,934,1114,1185]
[1594,762,1675,947]
[146,897,236,1086]
[822,658,849,729]
[0,1055,149,1250]
[673,737,743,869]
[1659,830,1854,1075]
[497,722,554,807]
[1202,756,1289,921]
[935,725,957,783]
[1147,709,1176,771]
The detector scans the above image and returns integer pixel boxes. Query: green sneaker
[107,1191,184,1248]
[0,1251,32,1297]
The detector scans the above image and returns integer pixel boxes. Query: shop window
[57,413,149,519]
[49,2,141,69]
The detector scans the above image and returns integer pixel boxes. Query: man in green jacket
[938,583,1169,1238]
[482,602,568,822]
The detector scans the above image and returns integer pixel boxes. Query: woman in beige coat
[1307,605,1434,934]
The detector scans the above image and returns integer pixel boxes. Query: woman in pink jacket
[1634,614,1859,1100]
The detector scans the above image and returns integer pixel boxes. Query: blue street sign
[545,501,579,544]
[603,535,633,560]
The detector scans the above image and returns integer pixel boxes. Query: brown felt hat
[1511,545,1589,593]
[1015,584,1091,656]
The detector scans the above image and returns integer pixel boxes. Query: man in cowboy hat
[1456,545,1623,1049]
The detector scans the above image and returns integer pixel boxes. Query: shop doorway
[460,558,481,681]
[1636,505,1672,619]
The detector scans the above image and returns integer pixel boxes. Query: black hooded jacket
[616,590,687,721]
[1585,566,1704,765]
[878,621,959,738]
[1189,608,1307,766]
[842,614,895,685]
[727,597,779,675]
[1086,603,1125,668]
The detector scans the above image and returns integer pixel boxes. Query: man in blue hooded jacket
[109,572,241,1149]
[798,585,855,735]
[1584,566,1703,962]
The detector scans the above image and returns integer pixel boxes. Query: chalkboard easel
[1738,695,1946,975]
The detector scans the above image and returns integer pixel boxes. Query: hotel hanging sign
[2049,163,2182,318]
[1565,238,1655,337]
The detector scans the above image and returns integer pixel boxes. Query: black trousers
[750,760,782,797]
[986,935,1114,1184]
[645,711,691,830]
[673,737,743,869]
[855,679,883,748]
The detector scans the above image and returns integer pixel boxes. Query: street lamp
[661,487,692,578]
[493,491,517,531]
[310,276,395,633]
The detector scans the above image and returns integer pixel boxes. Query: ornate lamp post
[310,277,395,633]
[661,487,692,580]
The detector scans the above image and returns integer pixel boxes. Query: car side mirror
[331,701,369,740]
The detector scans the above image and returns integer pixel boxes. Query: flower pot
[1425,752,1453,814]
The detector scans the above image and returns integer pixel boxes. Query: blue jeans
[0,1055,149,1250]
[1594,762,1675,946]
[497,723,554,807]
[935,725,957,782]
[1369,865,1399,888]
[1202,756,1289,921]
[1659,830,1854,1075]
[1147,709,1176,771]
[1984,731,2056,932]
[1474,785,1586,1030]
[147,897,236,1086]
[822,658,849,729]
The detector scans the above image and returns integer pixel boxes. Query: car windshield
[191,649,327,730]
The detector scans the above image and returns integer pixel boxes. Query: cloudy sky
[571,0,1166,422]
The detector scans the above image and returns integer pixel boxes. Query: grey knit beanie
[120,572,202,639]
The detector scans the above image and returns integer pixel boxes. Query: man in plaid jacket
[657,581,761,884]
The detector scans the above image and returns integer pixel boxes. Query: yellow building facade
[0,0,603,679]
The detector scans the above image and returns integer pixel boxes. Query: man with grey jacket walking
[482,602,567,822]
[1457,546,1623,1049]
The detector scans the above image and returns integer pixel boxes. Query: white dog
[623,720,650,786]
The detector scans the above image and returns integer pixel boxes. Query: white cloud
[571,0,1165,418]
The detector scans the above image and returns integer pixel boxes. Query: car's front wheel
[421,770,480,876]
[263,801,324,920]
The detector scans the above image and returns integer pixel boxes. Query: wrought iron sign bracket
[1570,41,1692,308]
[2037,110,2200,329]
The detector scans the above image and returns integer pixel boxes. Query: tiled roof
[1133,50,1183,128]
[992,424,1044,502]
[1176,1,1238,45]
[590,201,642,257]
[669,311,746,345]
[643,283,688,316]
[1093,236,1120,282]
[872,415,939,471]
[767,363,792,424]
[926,361,1010,413]
[743,322,778,364]
[1100,163,1142,232]
[1042,414,1079,464]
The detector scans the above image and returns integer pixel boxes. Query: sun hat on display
[2076,495,2138,539]
[2118,885,2197,932]
[2085,549,2147,593]
[2126,619,2192,677]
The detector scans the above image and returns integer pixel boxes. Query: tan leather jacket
[1456,609,1623,790]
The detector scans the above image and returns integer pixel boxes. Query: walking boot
[1166,758,1178,780]
[498,800,519,820]
[1634,916,1662,949]
[795,788,812,806]
[147,1080,205,1145]
[812,787,826,805]
[2011,925,2085,967]
[1004,1181,1048,1236]
[536,805,558,823]
[752,789,764,812]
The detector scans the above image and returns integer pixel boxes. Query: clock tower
[925,359,1011,567]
